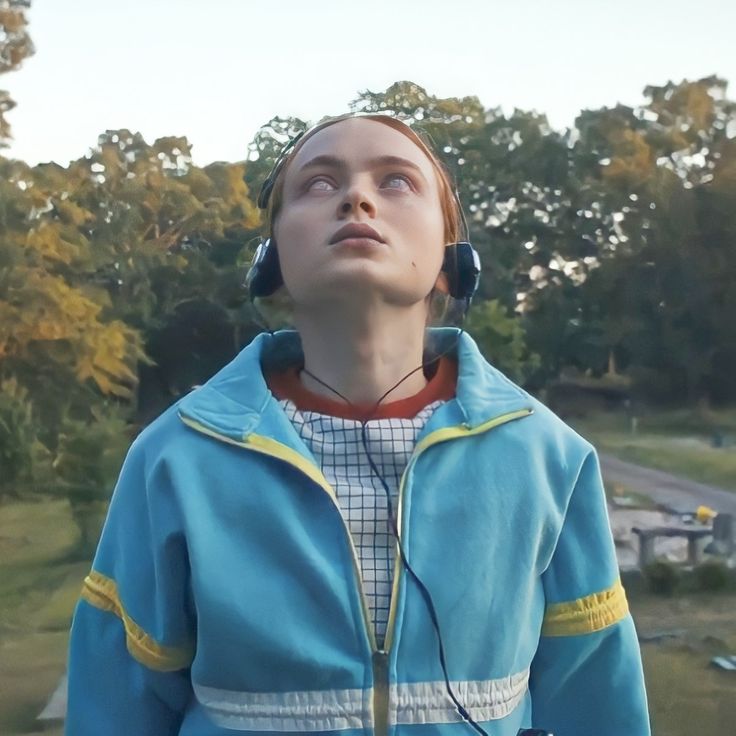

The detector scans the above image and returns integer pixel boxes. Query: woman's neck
[293,301,429,407]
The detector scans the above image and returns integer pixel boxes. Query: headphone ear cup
[441,242,481,301]
[246,238,284,298]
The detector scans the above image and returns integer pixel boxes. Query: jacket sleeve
[65,434,195,735]
[528,448,651,735]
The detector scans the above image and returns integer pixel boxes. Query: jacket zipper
[179,406,533,735]
[381,407,533,655]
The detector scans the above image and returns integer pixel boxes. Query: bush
[53,404,134,554]
[693,560,731,592]
[465,299,540,384]
[643,560,681,595]
[0,378,53,499]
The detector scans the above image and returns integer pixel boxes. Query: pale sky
[5,0,736,167]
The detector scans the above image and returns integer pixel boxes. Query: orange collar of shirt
[265,355,458,421]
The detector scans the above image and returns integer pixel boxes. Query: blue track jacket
[65,328,650,735]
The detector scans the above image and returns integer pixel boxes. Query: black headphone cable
[297,320,493,736]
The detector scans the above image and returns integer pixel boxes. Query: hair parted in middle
[255,111,466,327]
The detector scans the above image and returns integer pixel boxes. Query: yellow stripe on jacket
[541,579,629,637]
[81,570,194,671]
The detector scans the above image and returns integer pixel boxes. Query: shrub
[643,560,681,595]
[693,560,730,592]
[53,404,134,554]
[0,378,53,499]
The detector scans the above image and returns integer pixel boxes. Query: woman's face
[273,118,446,311]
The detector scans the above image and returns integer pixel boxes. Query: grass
[0,632,67,736]
[570,406,736,492]
[604,480,659,509]
[2,497,736,736]
[628,588,736,735]
[0,497,86,736]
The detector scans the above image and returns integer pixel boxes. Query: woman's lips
[333,236,384,247]
[330,223,385,244]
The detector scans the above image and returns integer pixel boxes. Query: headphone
[245,117,481,309]
[247,235,481,303]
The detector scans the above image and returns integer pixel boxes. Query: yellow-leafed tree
[0,157,148,403]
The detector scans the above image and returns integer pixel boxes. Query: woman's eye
[307,177,335,191]
[305,173,412,193]
[384,174,412,191]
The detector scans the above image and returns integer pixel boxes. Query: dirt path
[600,452,736,515]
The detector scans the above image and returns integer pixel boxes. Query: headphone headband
[256,129,307,210]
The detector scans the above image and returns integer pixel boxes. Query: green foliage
[693,561,731,592]
[559,76,736,404]
[643,560,681,595]
[465,299,540,383]
[0,377,52,498]
[52,405,133,553]
[53,405,131,503]
[0,0,35,146]
[244,115,309,197]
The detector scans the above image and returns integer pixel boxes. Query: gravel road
[599,452,736,515]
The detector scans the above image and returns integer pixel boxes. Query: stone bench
[631,525,713,567]
[632,513,734,569]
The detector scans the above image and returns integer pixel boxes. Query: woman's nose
[338,181,376,217]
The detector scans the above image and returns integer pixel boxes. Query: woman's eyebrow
[296,154,427,182]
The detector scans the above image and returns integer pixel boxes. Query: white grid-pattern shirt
[278,398,444,649]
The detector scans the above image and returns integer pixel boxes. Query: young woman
[65,113,650,735]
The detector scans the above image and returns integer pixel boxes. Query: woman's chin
[290,279,433,315]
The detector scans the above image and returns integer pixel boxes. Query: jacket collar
[177,328,532,443]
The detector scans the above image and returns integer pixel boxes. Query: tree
[348,82,559,373]
[0,155,148,417]
[357,79,736,404]
[569,77,736,403]
[0,0,34,146]
[465,299,539,383]
[242,114,310,208]
[0,123,263,526]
